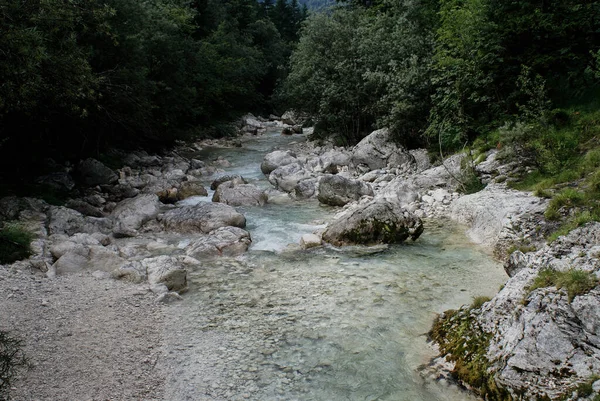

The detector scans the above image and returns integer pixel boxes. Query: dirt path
[0,267,165,401]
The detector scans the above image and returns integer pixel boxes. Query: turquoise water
[162,131,506,401]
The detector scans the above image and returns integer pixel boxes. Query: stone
[177,181,208,200]
[111,262,146,283]
[184,227,252,259]
[351,129,414,171]
[317,175,374,206]
[47,206,113,236]
[212,182,267,206]
[300,234,321,249]
[111,194,162,237]
[143,255,187,292]
[268,163,312,193]
[210,175,248,190]
[156,292,183,304]
[294,179,317,199]
[156,188,179,204]
[261,150,298,175]
[77,158,118,186]
[160,203,246,233]
[281,110,298,125]
[322,199,424,246]
[35,172,75,191]
[65,199,104,217]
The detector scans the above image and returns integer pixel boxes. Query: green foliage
[281,0,437,145]
[0,331,28,400]
[0,0,304,180]
[0,224,34,265]
[527,269,598,302]
[545,189,586,220]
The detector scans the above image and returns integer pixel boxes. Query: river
[158,129,507,401]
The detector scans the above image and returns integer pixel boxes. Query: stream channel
[158,129,508,401]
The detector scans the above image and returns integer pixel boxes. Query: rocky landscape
[0,114,598,400]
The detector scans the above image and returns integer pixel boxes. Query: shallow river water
[159,130,507,401]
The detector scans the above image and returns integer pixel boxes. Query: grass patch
[471,296,491,309]
[0,224,34,264]
[544,188,586,220]
[0,330,28,400]
[527,268,598,302]
[429,307,511,400]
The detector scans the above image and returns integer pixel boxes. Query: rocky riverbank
[0,115,597,400]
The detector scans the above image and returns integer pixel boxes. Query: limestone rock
[177,181,208,200]
[300,234,322,249]
[261,150,298,175]
[184,227,252,259]
[111,194,162,237]
[78,158,118,186]
[322,199,424,246]
[47,206,113,236]
[317,175,373,206]
[210,175,248,190]
[269,163,312,193]
[351,129,413,171]
[143,255,187,292]
[212,182,267,206]
[160,203,246,233]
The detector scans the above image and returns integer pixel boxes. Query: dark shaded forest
[0,0,306,171]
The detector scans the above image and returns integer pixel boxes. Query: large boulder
[160,203,246,233]
[52,244,127,274]
[111,194,162,237]
[351,129,414,171]
[376,178,420,207]
[261,150,298,175]
[212,182,267,206]
[184,227,252,259]
[322,199,424,246]
[47,206,113,236]
[142,255,187,292]
[78,158,118,186]
[317,175,374,206]
[269,163,312,193]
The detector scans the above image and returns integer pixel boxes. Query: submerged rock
[322,199,423,246]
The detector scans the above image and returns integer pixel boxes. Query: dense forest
[2,0,600,191]
[0,0,307,172]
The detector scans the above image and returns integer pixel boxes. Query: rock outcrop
[433,223,600,400]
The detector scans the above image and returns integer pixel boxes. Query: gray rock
[65,199,104,217]
[177,181,208,200]
[156,292,183,304]
[184,227,252,259]
[269,163,312,193]
[300,234,321,249]
[160,203,246,233]
[111,194,162,237]
[351,129,414,171]
[409,153,464,191]
[450,183,547,250]
[143,255,187,292]
[47,206,113,236]
[322,199,424,246]
[78,158,118,186]
[212,182,267,206]
[317,175,374,206]
[294,179,317,199]
[210,175,248,190]
[261,150,298,175]
[376,178,420,206]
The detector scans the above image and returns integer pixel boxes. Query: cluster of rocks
[239,111,306,136]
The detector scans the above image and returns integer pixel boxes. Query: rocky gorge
[0,114,598,400]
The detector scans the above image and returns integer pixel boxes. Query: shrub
[471,296,491,309]
[0,331,28,400]
[0,225,34,264]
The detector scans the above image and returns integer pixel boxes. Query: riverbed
[157,130,507,401]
